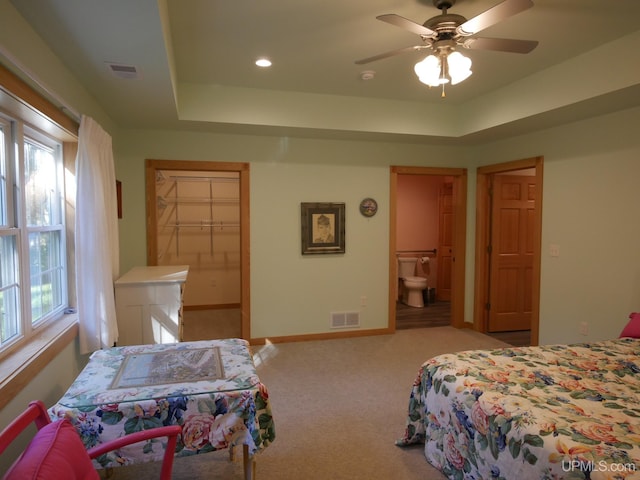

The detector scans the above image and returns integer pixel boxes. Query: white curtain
[75,115,120,354]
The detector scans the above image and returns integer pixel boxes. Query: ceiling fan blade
[457,0,534,36]
[462,37,538,54]
[354,45,428,65]
[376,14,436,37]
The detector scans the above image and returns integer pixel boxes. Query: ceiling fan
[355,0,538,66]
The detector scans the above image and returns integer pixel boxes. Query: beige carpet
[100,327,509,479]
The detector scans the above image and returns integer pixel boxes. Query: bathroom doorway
[389,166,467,331]
[145,159,251,340]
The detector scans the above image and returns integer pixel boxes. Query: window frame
[0,111,68,353]
[22,128,69,328]
[0,63,79,411]
[0,116,21,347]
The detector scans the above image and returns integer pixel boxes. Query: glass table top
[57,338,261,408]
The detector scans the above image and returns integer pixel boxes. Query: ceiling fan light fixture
[414,50,472,89]
[447,51,472,85]
[414,55,442,87]
[359,0,537,96]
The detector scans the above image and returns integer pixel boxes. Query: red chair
[0,400,181,479]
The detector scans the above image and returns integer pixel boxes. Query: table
[49,338,275,479]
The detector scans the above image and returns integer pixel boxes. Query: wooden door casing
[488,174,535,332]
[389,166,467,331]
[145,159,251,340]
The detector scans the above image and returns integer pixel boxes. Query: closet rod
[159,197,239,204]
[167,175,239,182]
[166,222,240,228]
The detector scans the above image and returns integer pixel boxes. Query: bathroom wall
[396,174,446,286]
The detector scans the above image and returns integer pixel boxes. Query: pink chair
[0,400,181,479]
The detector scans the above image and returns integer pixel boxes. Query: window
[0,114,67,351]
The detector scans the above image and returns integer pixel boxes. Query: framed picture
[301,202,345,255]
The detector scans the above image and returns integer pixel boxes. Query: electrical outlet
[579,321,588,336]
[360,296,367,307]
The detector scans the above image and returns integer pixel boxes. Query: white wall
[470,106,640,344]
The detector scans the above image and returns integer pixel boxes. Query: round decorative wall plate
[359,197,378,217]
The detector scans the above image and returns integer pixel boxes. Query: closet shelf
[166,175,239,183]
[158,196,239,205]
[163,222,240,228]
[156,173,240,258]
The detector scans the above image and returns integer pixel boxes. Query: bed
[397,337,640,479]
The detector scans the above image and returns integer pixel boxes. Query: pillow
[4,419,99,480]
[619,312,640,338]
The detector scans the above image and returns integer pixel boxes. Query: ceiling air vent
[106,63,141,80]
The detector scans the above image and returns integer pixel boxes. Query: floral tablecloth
[397,338,640,480]
[50,338,275,469]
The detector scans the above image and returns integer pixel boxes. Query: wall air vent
[106,62,141,80]
[330,311,360,329]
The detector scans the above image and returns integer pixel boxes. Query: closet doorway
[145,159,250,340]
[473,157,543,346]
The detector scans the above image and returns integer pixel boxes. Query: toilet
[398,257,428,308]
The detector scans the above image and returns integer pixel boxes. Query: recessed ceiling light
[255,58,272,68]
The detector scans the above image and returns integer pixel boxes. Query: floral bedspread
[397,338,640,480]
[49,338,275,469]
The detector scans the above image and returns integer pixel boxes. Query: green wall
[115,130,468,338]
[114,107,640,344]
[470,106,640,344]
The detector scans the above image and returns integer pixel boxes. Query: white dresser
[114,265,189,346]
